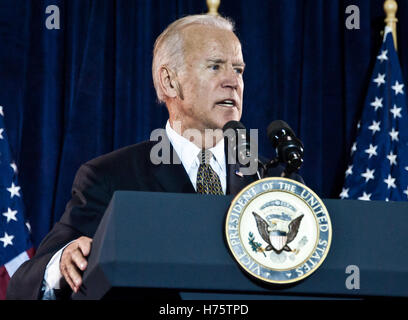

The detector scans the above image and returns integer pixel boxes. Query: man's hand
[60,236,92,293]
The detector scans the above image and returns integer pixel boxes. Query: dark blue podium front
[72,191,408,299]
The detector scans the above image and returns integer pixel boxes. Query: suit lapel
[227,162,257,196]
[225,137,257,196]
[151,133,196,194]
[153,162,196,193]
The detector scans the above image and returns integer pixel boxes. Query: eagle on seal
[252,212,304,254]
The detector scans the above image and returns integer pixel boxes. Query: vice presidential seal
[225,177,332,284]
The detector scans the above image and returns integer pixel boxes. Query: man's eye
[210,65,220,71]
[235,68,244,75]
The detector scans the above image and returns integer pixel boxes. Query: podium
[72,191,408,299]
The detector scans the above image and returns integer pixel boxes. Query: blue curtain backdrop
[1,0,407,247]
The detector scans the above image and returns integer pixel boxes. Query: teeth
[218,100,234,106]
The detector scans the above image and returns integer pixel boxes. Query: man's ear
[159,66,183,99]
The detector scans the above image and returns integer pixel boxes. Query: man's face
[174,25,245,132]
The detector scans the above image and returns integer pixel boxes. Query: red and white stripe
[0,248,35,300]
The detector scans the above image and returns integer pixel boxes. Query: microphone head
[223,120,255,165]
[267,120,304,171]
[223,120,246,132]
[267,120,295,142]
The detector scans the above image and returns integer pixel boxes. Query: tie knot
[198,149,213,165]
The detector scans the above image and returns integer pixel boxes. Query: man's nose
[221,68,239,90]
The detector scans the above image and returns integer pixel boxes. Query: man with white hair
[7,14,301,300]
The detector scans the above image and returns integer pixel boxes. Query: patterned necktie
[196,150,223,195]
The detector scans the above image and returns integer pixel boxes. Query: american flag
[340,27,408,202]
[0,106,34,299]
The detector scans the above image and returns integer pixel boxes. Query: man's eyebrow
[206,58,246,67]
[207,58,226,64]
[234,62,246,68]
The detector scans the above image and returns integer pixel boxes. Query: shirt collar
[210,134,226,172]
[165,120,225,171]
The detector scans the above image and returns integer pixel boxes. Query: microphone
[267,120,304,176]
[223,120,264,178]
[222,120,253,164]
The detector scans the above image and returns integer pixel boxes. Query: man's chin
[202,112,241,131]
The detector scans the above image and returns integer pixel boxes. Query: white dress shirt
[41,120,227,299]
[165,121,227,194]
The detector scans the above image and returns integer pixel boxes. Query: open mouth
[215,99,237,108]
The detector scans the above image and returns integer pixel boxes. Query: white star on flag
[358,192,372,201]
[392,81,404,95]
[389,128,399,141]
[373,73,386,87]
[2,208,18,223]
[368,120,381,135]
[370,97,383,111]
[345,165,353,177]
[0,128,4,140]
[377,50,388,62]
[339,188,349,199]
[351,142,357,155]
[361,168,375,183]
[390,104,402,119]
[404,187,408,199]
[0,106,3,116]
[10,162,18,174]
[0,232,14,248]
[384,174,397,189]
[386,151,397,166]
[364,144,378,159]
[7,182,21,198]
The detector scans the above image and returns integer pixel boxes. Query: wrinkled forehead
[181,25,243,63]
